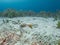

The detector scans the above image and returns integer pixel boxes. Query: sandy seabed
[0,17,60,45]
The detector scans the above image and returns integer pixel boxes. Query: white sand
[0,17,60,45]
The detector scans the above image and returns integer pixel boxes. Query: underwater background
[0,0,60,12]
[0,0,60,45]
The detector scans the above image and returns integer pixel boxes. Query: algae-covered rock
[57,39,60,45]
[57,21,60,28]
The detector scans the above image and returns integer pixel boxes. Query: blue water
[0,0,60,12]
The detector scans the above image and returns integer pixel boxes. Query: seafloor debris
[0,30,20,45]
[20,23,38,29]
[20,23,33,29]
[31,42,37,45]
